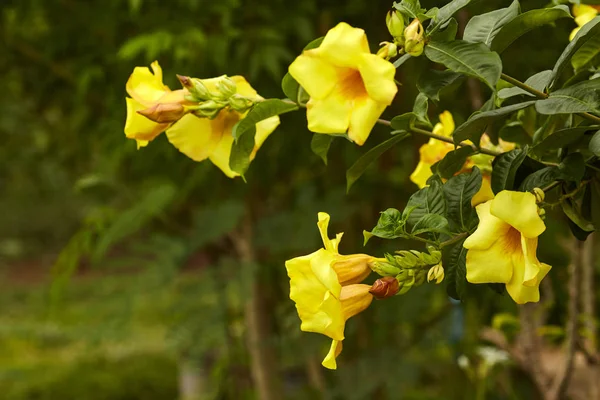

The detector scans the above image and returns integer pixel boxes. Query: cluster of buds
[370,247,443,296]
[380,10,425,59]
[178,74,255,119]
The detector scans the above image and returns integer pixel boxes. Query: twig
[440,232,469,248]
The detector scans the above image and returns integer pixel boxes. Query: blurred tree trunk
[178,358,214,400]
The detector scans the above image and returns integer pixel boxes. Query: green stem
[440,232,469,248]
[500,73,600,124]
[540,181,561,193]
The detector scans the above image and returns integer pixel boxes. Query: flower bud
[371,260,401,277]
[193,100,225,119]
[369,276,400,299]
[228,94,254,113]
[386,10,405,41]
[427,264,444,284]
[178,76,213,101]
[404,19,424,57]
[137,102,186,123]
[533,187,545,204]
[216,76,237,99]
[377,41,398,59]
[538,208,546,218]
[340,284,374,319]
[332,254,375,285]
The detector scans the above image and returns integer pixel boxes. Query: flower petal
[126,62,168,105]
[506,261,551,304]
[464,201,512,250]
[465,244,514,284]
[358,54,397,104]
[322,340,343,370]
[347,97,386,145]
[340,284,373,320]
[288,51,338,100]
[306,93,352,134]
[471,175,495,206]
[316,22,370,68]
[519,236,542,286]
[317,212,343,253]
[165,114,222,162]
[410,161,433,189]
[436,111,455,136]
[254,116,280,150]
[208,130,238,178]
[125,97,169,144]
[491,191,546,238]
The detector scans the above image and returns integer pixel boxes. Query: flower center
[504,227,522,253]
[337,68,367,99]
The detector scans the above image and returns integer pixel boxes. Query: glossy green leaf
[229,126,256,176]
[310,134,334,165]
[404,176,446,226]
[431,18,458,42]
[346,132,411,192]
[281,72,300,102]
[463,0,520,46]
[589,130,600,156]
[413,92,431,126]
[498,70,552,99]
[443,167,482,231]
[519,167,560,191]
[430,0,472,32]
[391,113,417,131]
[424,40,502,90]
[417,69,463,101]
[365,208,407,241]
[535,78,600,115]
[453,101,536,143]
[490,5,571,54]
[572,31,600,72]
[531,126,595,154]
[550,17,600,89]
[491,147,528,193]
[411,213,449,235]
[232,99,298,140]
[435,146,475,179]
[443,237,468,300]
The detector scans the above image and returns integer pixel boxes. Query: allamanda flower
[463,191,551,304]
[285,212,381,369]
[409,111,514,205]
[570,4,600,41]
[288,22,398,146]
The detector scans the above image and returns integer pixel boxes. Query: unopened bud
[137,103,185,123]
[533,187,545,204]
[404,19,424,57]
[386,10,405,41]
[377,41,398,59]
[193,100,225,119]
[228,94,254,113]
[216,76,237,99]
[371,260,401,277]
[427,264,444,284]
[538,208,546,218]
[370,276,400,299]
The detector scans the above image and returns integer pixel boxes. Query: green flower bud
[216,76,237,99]
[386,10,405,41]
[377,41,398,60]
[533,187,545,204]
[193,100,226,119]
[228,94,254,113]
[371,260,402,277]
[404,19,425,57]
[405,39,424,57]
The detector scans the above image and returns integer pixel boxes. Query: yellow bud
[532,187,545,204]
[427,264,444,284]
[369,276,400,299]
[386,10,405,40]
[332,254,375,285]
[377,41,398,60]
[228,94,254,113]
[137,103,186,123]
[538,208,546,218]
[404,19,424,56]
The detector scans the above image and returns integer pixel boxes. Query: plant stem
[440,232,469,248]
[540,181,560,192]
[500,73,600,124]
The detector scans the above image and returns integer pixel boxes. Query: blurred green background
[0,0,583,399]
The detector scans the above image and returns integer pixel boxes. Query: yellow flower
[570,5,600,41]
[285,212,377,369]
[288,22,398,146]
[125,61,190,148]
[165,76,280,178]
[463,191,551,304]
[409,111,514,206]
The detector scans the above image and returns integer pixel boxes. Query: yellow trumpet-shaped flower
[165,76,280,178]
[288,22,398,146]
[463,191,551,304]
[409,111,514,205]
[570,5,600,41]
[285,212,378,369]
[125,61,192,148]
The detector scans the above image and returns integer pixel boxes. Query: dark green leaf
[453,101,536,143]
[424,40,502,90]
[430,0,472,31]
[281,73,300,102]
[417,69,463,101]
[572,31,600,73]
[498,70,552,99]
[232,99,298,140]
[535,78,600,115]
[550,17,600,89]
[405,176,446,226]
[443,167,482,231]
[531,126,595,154]
[491,147,528,193]
[413,92,431,126]
[463,0,520,46]
[490,5,571,54]
[558,152,586,182]
[366,208,407,241]
[589,130,600,156]
[393,53,412,68]
[443,238,468,300]
[519,167,560,191]
[310,134,334,165]
[436,146,475,179]
[411,213,449,235]
[562,196,595,232]
[346,132,410,192]
[304,36,324,50]
[229,126,256,176]
[431,18,458,41]
[390,113,417,131]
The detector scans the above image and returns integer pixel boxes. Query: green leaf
[535,78,600,115]
[346,132,410,192]
[394,0,426,20]
[413,92,431,126]
[531,126,596,155]
[550,17,600,89]
[435,146,475,179]
[431,18,458,42]
[463,0,520,47]
[559,152,586,182]
[229,126,256,176]
[562,195,595,232]
[490,5,572,54]
[572,31,600,73]
[589,130,600,156]
[453,101,536,143]
[519,167,560,192]
[424,40,502,90]
[430,0,472,32]
[443,167,482,231]
[491,147,528,193]
[281,72,300,102]
[404,176,446,226]
[366,208,407,240]
[393,53,412,68]
[411,213,449,235]
[443,237,468,300]
[391,113,417,131]
[232,99,298,140]
[304,36,324,50]
[498,70,552,99]
[311,134,334,165]
[417,69,463,101]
